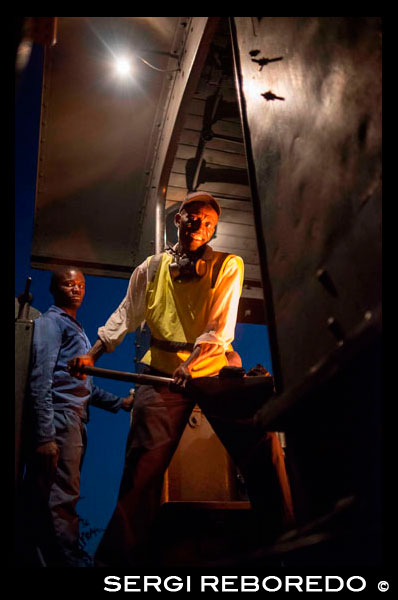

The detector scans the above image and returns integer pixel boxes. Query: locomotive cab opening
[15,17,382,569]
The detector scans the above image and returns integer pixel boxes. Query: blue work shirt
[29,305,124,444]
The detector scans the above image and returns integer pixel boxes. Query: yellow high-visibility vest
[140,250,244,378]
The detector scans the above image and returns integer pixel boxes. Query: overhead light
[114,56,132,78]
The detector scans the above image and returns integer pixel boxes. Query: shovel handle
[79,365,173,386]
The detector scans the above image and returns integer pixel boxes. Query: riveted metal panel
[232,17,382,392]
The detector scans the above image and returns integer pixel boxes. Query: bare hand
[122,389,135,411]
[173,363,192,388]
[67,355,94,380]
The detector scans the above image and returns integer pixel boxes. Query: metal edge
[228,17,284,392]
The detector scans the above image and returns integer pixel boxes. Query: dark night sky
[15,40,272,554]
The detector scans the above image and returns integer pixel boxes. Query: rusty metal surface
[232,17,382,393]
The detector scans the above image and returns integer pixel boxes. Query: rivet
[327,317,345,342]
[317,268,338,297]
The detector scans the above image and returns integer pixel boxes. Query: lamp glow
[114,56,131,77]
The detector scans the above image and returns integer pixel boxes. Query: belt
[150,336,194,353]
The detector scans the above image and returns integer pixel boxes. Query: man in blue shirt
[24,267,134,567]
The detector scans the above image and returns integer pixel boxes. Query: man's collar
[48,305,82,327]
[48,304,66,315]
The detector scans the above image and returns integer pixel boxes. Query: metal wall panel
[162,406,239,502]
[31,17,187,277]
[15,318,38,488]
[232,17,382,392]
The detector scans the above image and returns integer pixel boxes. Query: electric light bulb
[114,56,131,77]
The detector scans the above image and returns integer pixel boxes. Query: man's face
[53,269,86,310]
[175,202,219,253]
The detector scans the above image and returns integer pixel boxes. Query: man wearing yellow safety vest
[69,191,293,567]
